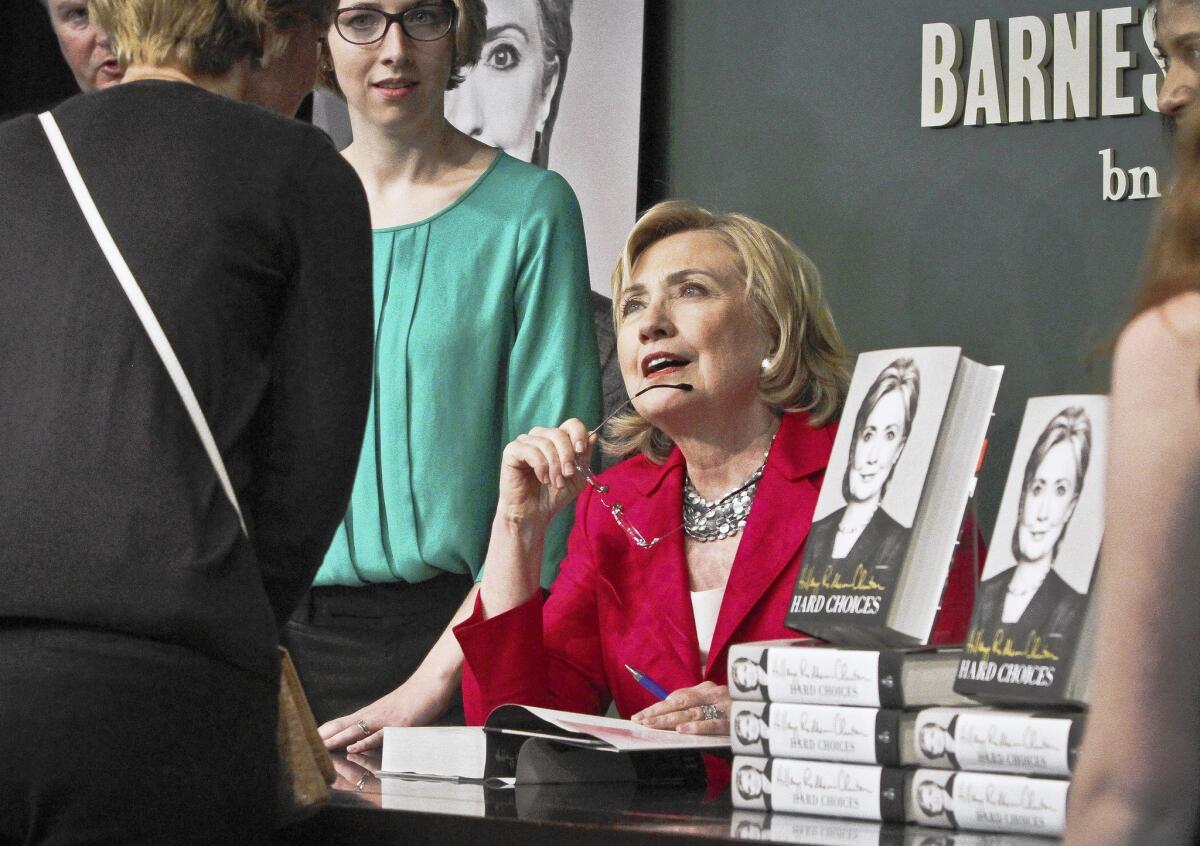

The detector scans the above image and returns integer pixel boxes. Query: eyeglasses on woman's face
[334,3,456,46]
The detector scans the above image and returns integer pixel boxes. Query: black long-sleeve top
[0,81,373,680]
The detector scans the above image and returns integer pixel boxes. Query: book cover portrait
[795,348,961,622]
[958,396,1108,701]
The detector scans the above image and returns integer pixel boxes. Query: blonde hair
[606,200,851,463]
[91,0,338,75]
[318,0,487,96]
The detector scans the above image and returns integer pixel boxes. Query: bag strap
[38,111,248,537]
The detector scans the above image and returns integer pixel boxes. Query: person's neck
[672,404,780,501]
[1014,556,1052,574]
[840,497,880,530]
[343,112,470,190]
[122,62,249,102]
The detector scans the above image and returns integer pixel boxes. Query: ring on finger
[356,719,371,737]
[699,704,725,721]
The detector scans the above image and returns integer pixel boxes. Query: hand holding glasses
[574,383,693,549]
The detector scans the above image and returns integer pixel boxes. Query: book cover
[955,396,1107,704]
[906,769,1069,837]
[911,707,1083,777]
[788,348,1000,645]
[732,756,907,822]
[730,700,903,765]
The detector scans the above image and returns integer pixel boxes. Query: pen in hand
[624,663,670,701]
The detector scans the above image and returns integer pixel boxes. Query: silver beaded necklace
[682,443,772,542]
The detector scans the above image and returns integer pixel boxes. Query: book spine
[730,701,903,766]
[909,708,1082,777]
[728,643,887,706]
[907,769,1069,837]
[732,756,906,822]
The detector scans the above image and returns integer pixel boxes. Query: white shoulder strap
[38,111,248,537]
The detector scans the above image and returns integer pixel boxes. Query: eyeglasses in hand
[575,383,692,549]
[334,4,456,45]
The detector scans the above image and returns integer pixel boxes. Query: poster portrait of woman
[802,356,921,592]
[444,0,571,166]
[972,400,1107,654]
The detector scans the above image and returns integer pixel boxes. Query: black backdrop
[638,1,1168,533]
[0,0,77,120]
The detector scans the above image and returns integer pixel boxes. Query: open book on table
[381,704,729,786]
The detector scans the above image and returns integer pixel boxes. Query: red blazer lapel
[625,449,702,680]
[707,413,836,675]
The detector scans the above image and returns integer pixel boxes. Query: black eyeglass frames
[334,4,456,46]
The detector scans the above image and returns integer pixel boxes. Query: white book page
[520,706,731,751]
[380,726,489,779]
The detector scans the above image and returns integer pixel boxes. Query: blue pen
[624,663,670,701]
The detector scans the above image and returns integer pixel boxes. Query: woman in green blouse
[286,0,600,746]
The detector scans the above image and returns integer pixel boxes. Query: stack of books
[727,640,1084,838]
[728,352,1107,841]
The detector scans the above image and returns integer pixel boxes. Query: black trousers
[281,574,472,726]
[0,624,277,846]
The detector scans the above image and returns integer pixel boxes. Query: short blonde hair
[91,0,337,75]
[606,201,851,463]
[318,0,487,96]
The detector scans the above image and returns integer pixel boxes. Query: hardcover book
[906,769,1069,837]
[733,758,1069,837]
[910,706,1083,777]
[728,640,973,708]
[730,701,1083,778]
[954,395,1108,705]
[381,705,726,785]
[787,347,1002,646]
[732,756,907,822]
[730,700,909,765]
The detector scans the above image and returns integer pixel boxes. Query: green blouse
[315,153,601,589]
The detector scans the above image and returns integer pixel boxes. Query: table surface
[274,752,1063,846]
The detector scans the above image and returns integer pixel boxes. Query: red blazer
[455,412,980,724]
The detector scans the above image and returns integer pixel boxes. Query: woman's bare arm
[1066,296,1200,845]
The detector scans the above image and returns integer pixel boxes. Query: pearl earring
[761,357,771,372]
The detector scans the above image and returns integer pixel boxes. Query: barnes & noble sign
[921,6,1164,201]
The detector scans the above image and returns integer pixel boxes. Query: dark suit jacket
[804,505,911,594]
[973,567,1086,655]
[456,411,836,722]
[761,758,774,812]
[759,703,773,758]
[945,714,960,769]
[0,83,373,680]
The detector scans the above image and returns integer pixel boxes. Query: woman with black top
[0,0,372,842]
